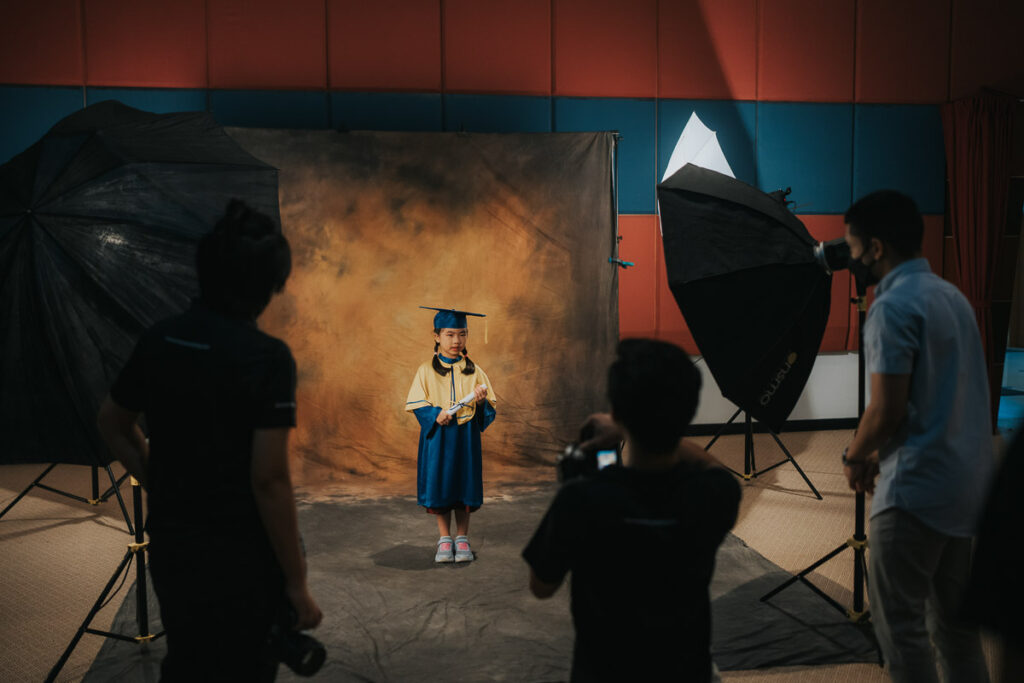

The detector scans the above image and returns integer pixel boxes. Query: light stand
[45,476,162,682]
[705,410,823,500]
[759,278,880,659]
[0,463,134,534]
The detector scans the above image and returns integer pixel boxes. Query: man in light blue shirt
[841,190,993,683]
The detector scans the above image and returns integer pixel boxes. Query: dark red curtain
[941,92,1015,429]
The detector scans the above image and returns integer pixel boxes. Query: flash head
[813,237,851,274]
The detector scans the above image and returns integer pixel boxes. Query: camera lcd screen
[596,450,618,469]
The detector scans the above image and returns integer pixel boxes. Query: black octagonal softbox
[657,164,832,432]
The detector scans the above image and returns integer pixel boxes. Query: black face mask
[847,252,881,288]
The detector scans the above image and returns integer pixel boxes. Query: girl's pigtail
[461,348,476,375]
[432,340,451,377]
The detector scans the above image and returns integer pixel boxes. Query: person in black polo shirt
[97,200,322,681]
[523,339,740,682]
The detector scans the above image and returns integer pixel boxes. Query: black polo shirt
[523,461,741,682]
[110,300,296,547]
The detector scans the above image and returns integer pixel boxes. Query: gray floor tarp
[81,486,876,682]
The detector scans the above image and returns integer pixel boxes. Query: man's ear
[870,237,885,261]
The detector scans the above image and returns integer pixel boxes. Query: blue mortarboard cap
[420,306,486,330]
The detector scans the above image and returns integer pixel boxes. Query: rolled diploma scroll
[445,385,487,416]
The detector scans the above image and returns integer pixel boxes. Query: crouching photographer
[523,339,741,682]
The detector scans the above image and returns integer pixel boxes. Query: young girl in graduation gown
[406,307,497,563]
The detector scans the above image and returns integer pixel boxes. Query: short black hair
[607,339,701,455]
[196,199,291,319]
[844,190,924,260]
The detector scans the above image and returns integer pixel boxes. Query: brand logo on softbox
[759,352,798,406]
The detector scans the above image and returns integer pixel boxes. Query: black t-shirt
[110,300,296,552]
[523,461,741,682]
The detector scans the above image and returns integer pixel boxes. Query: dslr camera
[556,443,622,482]
[556,414,625,482]
[268,601,327,677]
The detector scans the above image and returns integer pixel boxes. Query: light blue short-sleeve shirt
[864,258,994,537]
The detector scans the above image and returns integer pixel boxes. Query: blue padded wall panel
[658,99,757,186]
[757,102,853,214]
[85,88,207,114]
[0,86,83,165]
[555,97,656,214]
[443,94,551,133]
[210,90,329,129]
[331,93,442,132]
[853,104,945,214]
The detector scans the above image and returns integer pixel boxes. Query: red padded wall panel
[444,0,550,95]
[85,0,206,88]
[617,215,659,339]
[757,0,855,102]
[208,0,326,89]
[658,0,756,100]
[855,0,950,103]
[799,215,851,352]
[553,0,657,98]
[654,217,699,355]
[0,0,82,85]
[950,0,1024,99]
[328,0,441,91]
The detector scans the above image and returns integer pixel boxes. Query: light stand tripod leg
[708,411,821,498]
[848,492,869,620]
[760,541,848,603]
[767,427,823,500]
[131,478,154,641]
[726,413,821,498]
[744,412,755,479]
[45,549,135,682]
[99,470,130,503]
[0,463,58,519]
[705,408,742,451]
[707,409,745,478]
[101,464,135,535]
[88,480,160,643]
[45,478,162,682]
[1,463,134,533]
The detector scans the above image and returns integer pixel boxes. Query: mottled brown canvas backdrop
[226,130,618,493]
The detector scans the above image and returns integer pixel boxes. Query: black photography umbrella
[657,164,831,432]
[0,101,281,466]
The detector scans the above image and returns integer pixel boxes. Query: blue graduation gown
[407,355,496,509]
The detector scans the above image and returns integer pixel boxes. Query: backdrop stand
[759,286,882,663]
[45,477,161,682]
[0,463,133,534]
[705,410,822,500]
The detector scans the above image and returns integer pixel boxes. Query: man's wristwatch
[841,447,864,466]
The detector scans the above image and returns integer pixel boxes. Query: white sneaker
[435,536,454,563]
[454,535,474,562]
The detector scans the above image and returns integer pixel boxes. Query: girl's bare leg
[454,508,470,537]
[436,511,452,537]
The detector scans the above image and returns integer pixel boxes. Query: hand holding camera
[556,413,624,482]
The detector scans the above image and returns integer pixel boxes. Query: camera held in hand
[269,601,327,677]
[556,443,621,483]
